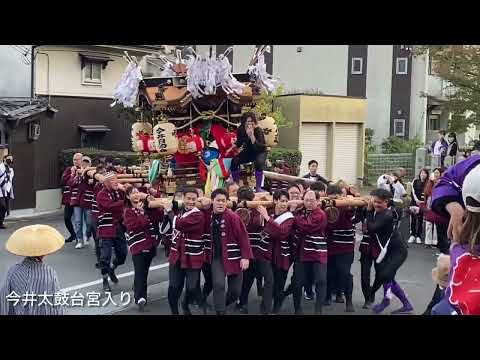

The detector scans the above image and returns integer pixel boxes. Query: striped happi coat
[61,168,72,206]
[264,210,295,270]
[245,208,270,261]
[96,187,125,239]
[0,257,63,315]
[123,207,163,256]
[293,207,328,264]
[165,207,206,269]
[326,208,355,255]
[203,208,253,275]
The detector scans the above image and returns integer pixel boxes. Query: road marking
[60,262,170,293]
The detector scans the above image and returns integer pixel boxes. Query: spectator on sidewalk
[0,224,64,315]
[447,132,458,166]
[0,155,14,229]
[430,130,448,168]
[408,168,429,244]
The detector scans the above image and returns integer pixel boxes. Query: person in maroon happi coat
[261,189,295,314]
[325,185,356,313]
[291,190,328,315]
[96,172,127,292]
[236,186,273,315]
[203,188,253,315]
[164,188,206,315]
[61,152,83,243]
[123,186,163,311]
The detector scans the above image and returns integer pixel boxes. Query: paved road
[0,213,439,315]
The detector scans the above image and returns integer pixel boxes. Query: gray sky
[0,45,31,97]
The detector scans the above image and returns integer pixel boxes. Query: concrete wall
[428,74,444,98]
[0,45,31,97]
[272,45,349,96]
[409,53,428,142]
[35,45,147,99]
[366,45,393,144]
[232,45,256,73]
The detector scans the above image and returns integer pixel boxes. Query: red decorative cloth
[449,252,480,315]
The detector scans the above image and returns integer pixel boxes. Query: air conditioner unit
[28,122,40,141]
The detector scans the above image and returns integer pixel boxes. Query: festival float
[106,46,369,218]
[111,46,282,195]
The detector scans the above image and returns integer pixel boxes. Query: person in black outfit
[229,112,267,192]
[0,156,13,229]
[367,189,413,314]
[302,160,329,186]
[408,168,429,244]
[447,132,458,165]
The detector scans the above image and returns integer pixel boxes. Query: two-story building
[1,45,168,215]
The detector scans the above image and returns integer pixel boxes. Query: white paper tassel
[247,54,278,93]
[111,62,143,108]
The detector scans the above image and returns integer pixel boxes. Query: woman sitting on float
[228,112,267,192]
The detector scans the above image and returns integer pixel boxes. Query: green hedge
[60,148,141,173]
[268,147,302,176]
[60,147,302,176]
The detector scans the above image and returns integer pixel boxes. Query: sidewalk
[8,208,63,221]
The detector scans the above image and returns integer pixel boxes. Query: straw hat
[432,254,451,288]
[6,225,65,257]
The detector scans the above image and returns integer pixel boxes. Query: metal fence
[366,153,415,184]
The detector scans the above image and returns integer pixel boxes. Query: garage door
[299,123,329,178]
[333,123,361,184]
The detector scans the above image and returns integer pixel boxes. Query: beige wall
[300,95,367,123]
[34,45,147,99]
[274,95,301,149]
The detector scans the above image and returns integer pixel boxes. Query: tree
[242,84,292,128]
[416,45,480,133]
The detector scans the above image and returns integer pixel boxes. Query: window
[394,119,405,137]
[351,57,363,75]
[82,61,102,85]
[428,115,440,131]
[428,57,438,75]
[396,57,408,75]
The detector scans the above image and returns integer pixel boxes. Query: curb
[7,209,63,221]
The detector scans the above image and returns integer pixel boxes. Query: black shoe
[362,300,373,309]
[102,278,111,292]
[346,302,355,313]
[201,301,211,315]
[108,269,119,284]
[304,290,314,301]
[235,302,249,314]
[182,301,192,315]
[276,292,286,312]
[65,236,75,243]
[335,294,345,303]
[137,298,146,312]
